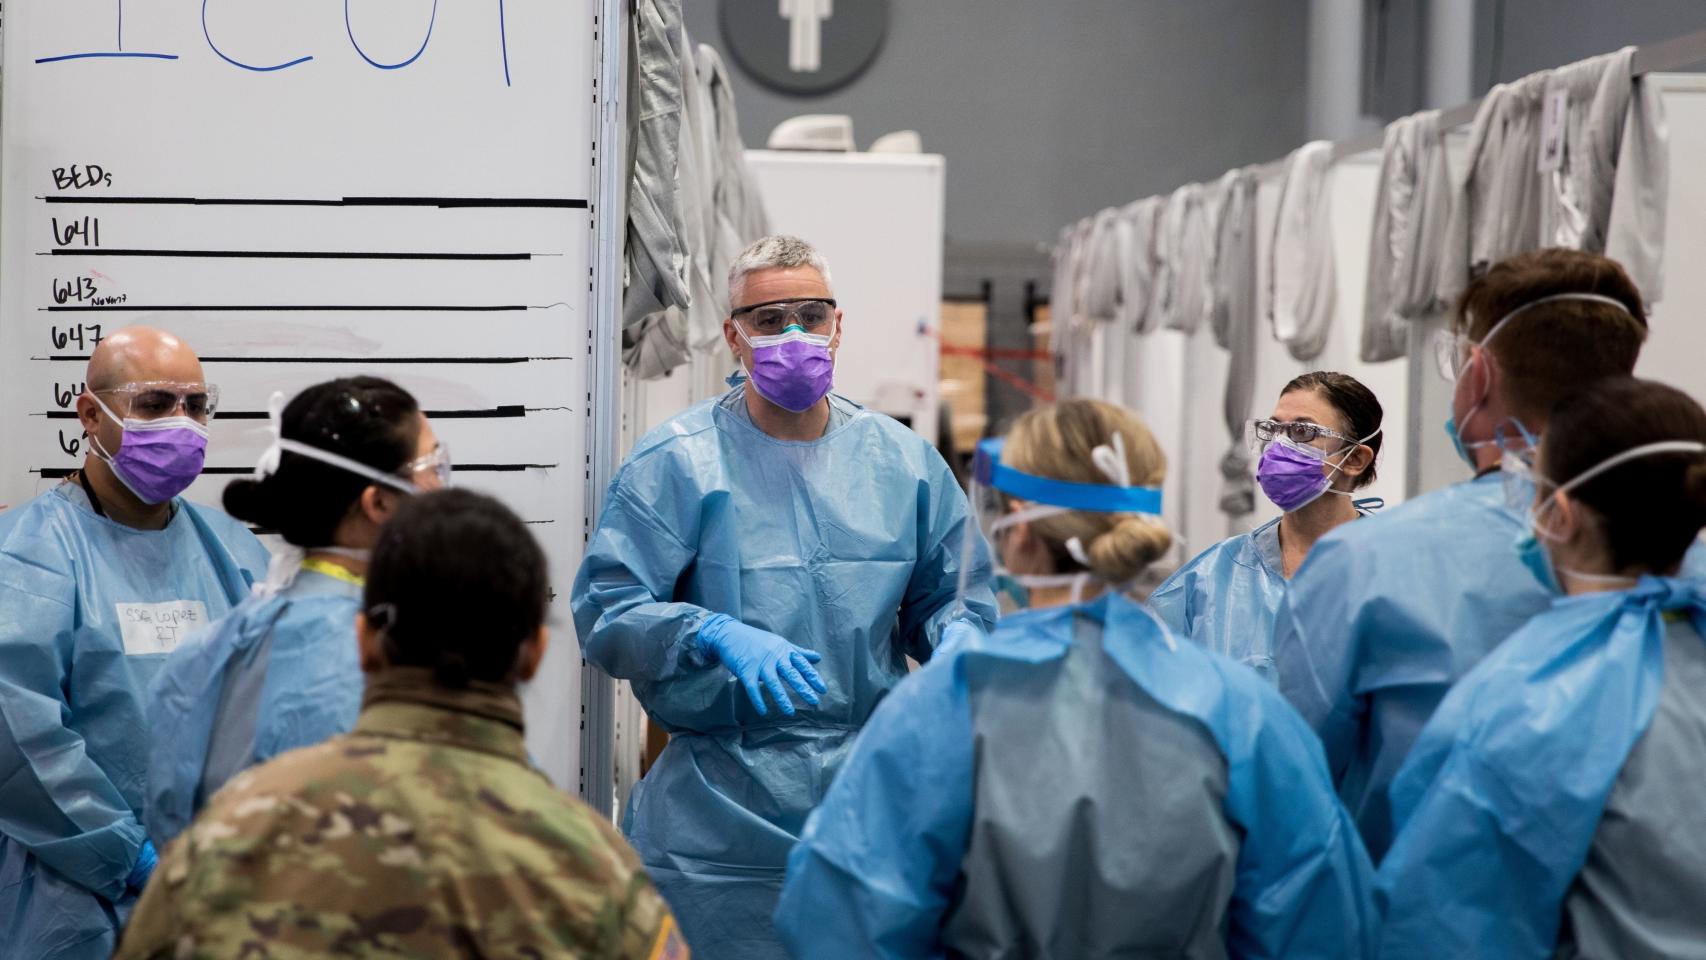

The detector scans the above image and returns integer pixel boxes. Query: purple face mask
[1256,437,1340,513]
[737,324,834,413]
[90,395,209,504]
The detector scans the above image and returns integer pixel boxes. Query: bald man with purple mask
[0,326,269,959]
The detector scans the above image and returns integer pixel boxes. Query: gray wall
[1477,0,1706,86]
[687,1,1311,252]
[1367,0,1706,120]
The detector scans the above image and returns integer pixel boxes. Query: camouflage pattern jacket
[115,667,688,959]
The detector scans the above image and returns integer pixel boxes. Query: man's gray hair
[727,235,833,308]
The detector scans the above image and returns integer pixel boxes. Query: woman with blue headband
[775,398,1377,959]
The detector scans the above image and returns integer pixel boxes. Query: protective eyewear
[1249,418,1356,450]
[400,445,453,489]
[94,382,220,421]
[1433,329,1476,382]
[730,298,837,337]
[1435,292,1636,382]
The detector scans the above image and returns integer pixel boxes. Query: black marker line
[38,355,570,363]
[39,405,528,421]
[43,249,533,261]
[44,304,529,313]
[39,195,588,209]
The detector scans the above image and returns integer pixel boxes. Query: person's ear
[1552,491,1587,546]
[1341,443,1374,479]
[1471,345,1499,406]
[515,626,550,682]
[724,317,743,361]
[76,392,103,436]
[357,612,386,673]
[359,485,401,526]
[830,309,844,352]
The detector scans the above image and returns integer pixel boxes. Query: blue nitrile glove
[940,619,984,653]
[127,839,158,892]
[697,614,828,717]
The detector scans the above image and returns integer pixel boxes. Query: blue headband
[975,438,1164,516]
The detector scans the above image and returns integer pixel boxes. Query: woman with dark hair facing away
[1379,378,1706,959]
[144,377,448,848]
[117,489,688,959]
[1150,371,1383,677]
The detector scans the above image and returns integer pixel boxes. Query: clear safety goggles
[730,297,837,337]
[399,445,453,490]
[1434,292,1636,382]
[1246,417,1364,454]
[1518,439,1706,541]
[93,381,221,422]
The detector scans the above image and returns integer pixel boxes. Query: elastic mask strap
[989,502,1073,536]
[1556,441,1706,498]
[735,322,832,349]
[253,391,416,495]
[1323,426,1381,477]
[1482,293,1635,351]
[1090,433,1132,487]
[1532,440,1706,541]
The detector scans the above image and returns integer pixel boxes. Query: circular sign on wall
[719,0,890,97]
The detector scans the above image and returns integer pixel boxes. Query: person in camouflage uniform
[115,489,688,960]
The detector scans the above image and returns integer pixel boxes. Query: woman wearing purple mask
[1150,371,1383,677]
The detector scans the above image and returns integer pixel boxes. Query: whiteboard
[0,0,604,790]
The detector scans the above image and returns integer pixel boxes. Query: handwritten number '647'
[38,1,513,87]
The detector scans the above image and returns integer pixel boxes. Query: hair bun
[221,478,276,529]
[1086,516,1173,583]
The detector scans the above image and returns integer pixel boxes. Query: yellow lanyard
[300,557,366,587]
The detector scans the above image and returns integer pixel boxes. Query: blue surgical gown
[776,592,1378,959]
[145,567,364,848]
[1271,473,1549,860]
[1377,577,1706,959]
[0,483,268,960]
[1149,516,1286,675]
[572,389,998,960]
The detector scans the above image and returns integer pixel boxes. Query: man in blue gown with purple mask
[574,235,997,960]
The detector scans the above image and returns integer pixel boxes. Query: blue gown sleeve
[1224,675,1380,959]
[571,483,717,682]
[1376,742,1561,960]
[0,568,145,902]
[900,454,998,661]
[1271,535,1363,780]
[775,652,977,959]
